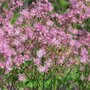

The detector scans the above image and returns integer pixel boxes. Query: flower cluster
[0,0,90,74]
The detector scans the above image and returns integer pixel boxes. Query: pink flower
[16,16,23,25]
[37,48,46,58]
[12,39,21,46]
[0,62,5,69]
[34,58,41,66]
[14,55,24,66]
[35,23,47,32]
[46,20,54,26]
[38,66,46,73]
[51,38,60,45]
[5,57,12,73]
[16,0,23,6]
[88,75,90,81]
[38,59,51,73]
[70,40,76,46]
[0,29,4,35]
[18,74,26,81]
[59,56,65,64]
[25,27,34,39]
[19,34,28,42]
[80,48,89,63]
[45,59,51,67]
[20,9,30,19]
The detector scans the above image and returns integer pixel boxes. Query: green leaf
[11,12,19,24]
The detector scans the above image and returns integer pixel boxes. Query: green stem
[51,77,53,90]
[43,73,45,90]
[63,68,73,85]
[20,66,31,80]
[53,76,57,90]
